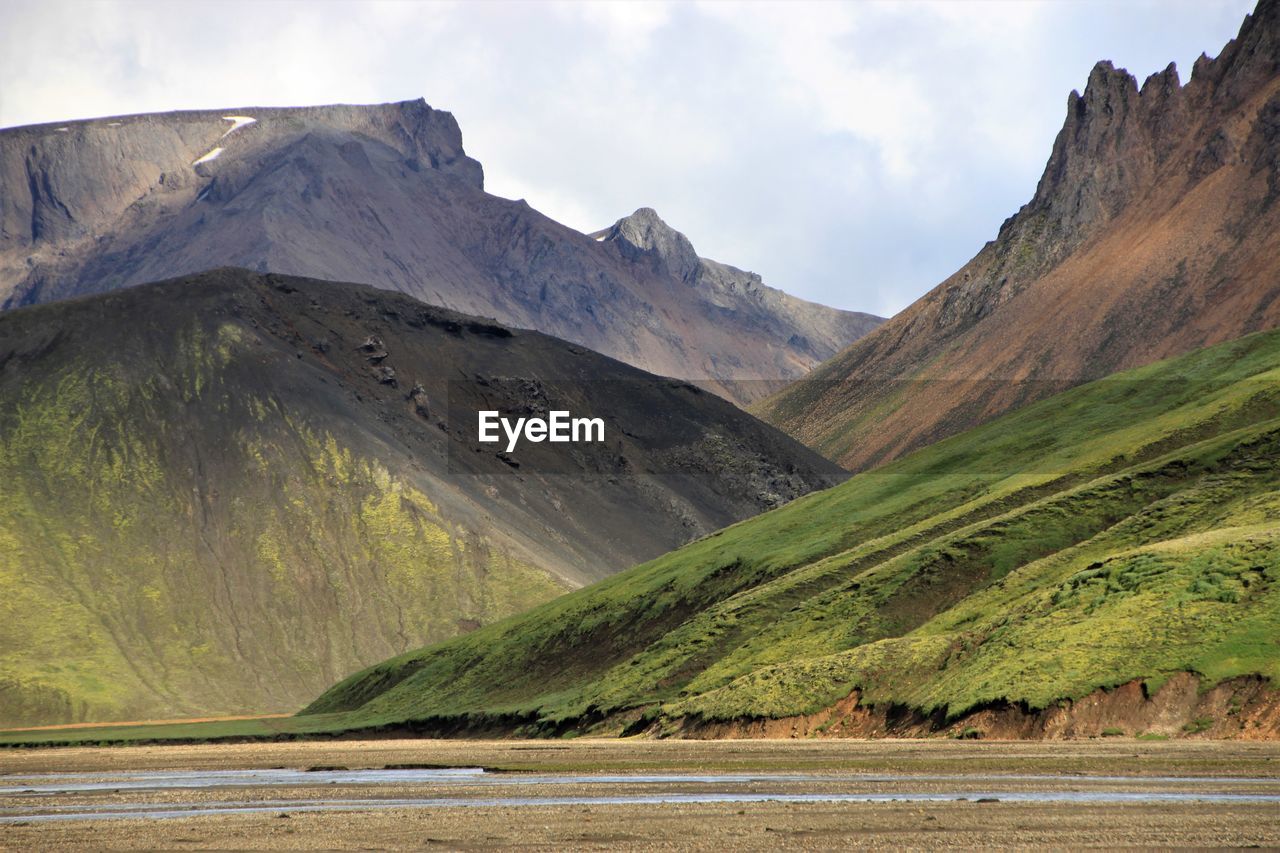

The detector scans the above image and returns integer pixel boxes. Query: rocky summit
[0,102,881,406]
[757,0,1280,469]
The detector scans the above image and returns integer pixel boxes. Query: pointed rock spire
[592,207,702,283]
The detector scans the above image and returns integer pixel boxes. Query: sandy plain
[2,739,1279,849]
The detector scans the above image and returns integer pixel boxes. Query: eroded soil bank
[677,675,1280,741]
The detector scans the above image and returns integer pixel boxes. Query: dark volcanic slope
[0,268,845,727]
[0,103,881,405]
[758,0,1280,468]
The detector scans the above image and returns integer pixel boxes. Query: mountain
[302,325,1280,741]
[756,0,1280,468]
[587,208,880,401]
[0,102,881,406]
[0,268,846,727]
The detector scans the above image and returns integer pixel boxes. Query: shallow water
[3,768,1279,823]
[4,768,1274,795]
[0,767,488,795]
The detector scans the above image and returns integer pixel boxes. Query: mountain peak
[1083,59,1138,95]
[1,104,880,405]
[1195,0,1280,102]
[592,208,701,283]
[758,0,1280,472]
[0,98,485,264]
[1140,61,1182,96]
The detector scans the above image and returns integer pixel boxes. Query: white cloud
[570,0,673,50]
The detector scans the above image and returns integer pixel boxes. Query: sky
[0,0,1257,317]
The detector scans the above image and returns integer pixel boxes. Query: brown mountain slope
[757,0,1280,469]
[0,103,881,406]
[0,268,845,726]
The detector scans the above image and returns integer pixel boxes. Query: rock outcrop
[592,208,882,401]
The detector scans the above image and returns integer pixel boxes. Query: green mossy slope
[0,322,564,726]
[304,328,1280,734]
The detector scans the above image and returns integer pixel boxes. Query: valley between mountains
[1,0,1279,746]
[8,317,1280,745]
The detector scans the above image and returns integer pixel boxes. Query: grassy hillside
[300,327,1280,736]
[0,283,563,726]
[0,355,567,725]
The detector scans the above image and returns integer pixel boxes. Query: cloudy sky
[0,0,1256,316]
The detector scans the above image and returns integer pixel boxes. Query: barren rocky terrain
[3,740,1278,849]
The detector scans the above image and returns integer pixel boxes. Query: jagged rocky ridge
[0,103,881,406]
[758,0,1280,468]
[0,268,846,726]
